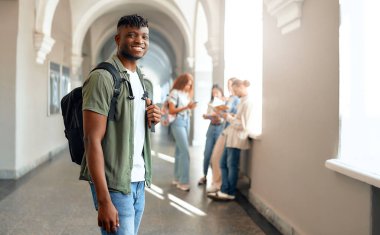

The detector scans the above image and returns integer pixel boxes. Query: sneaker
[207,190,235,200]
[176,183,190,191]
[206,185,219,193]
[198,176,207,185]
[172,180,179,186]
[217,191,235,200]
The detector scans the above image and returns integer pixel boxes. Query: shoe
[206,185,219,193]
[198,176,207,185]
[172,180,179,186]
[176,183,190,191]
[207,190,235,200]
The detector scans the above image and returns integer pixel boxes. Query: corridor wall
[0,1,18,177]
[248,0,371,234]
[0,0,71,179]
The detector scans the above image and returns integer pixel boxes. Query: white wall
[11,0,71,178]
[0,1,18,177]
[248,0,371,234]
[82,30,93,80]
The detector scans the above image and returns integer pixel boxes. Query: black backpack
[61,62,125,165]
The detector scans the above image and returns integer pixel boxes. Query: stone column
[70,54,83,89]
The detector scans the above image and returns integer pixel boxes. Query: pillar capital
[265,0,305,34]
[204,37,220,66]
[34,32,55,64]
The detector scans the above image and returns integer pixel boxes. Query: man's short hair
[117,14,149,29]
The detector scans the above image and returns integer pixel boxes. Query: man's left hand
[146,99,161,128]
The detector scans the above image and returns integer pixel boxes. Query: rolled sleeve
[168,89,179,106]
[82,70,113,116]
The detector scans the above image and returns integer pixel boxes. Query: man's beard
[119,48,142,61]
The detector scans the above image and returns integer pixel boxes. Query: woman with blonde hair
[208,79,253,200]
[168,73,197,191]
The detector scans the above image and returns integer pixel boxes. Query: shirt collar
[112,54,128,72]
[111,54,144,77]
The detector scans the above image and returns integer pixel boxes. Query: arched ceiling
[97,28,176,86]
[84,5,183,86]
[71,0,192,74]
[34,0,222,69]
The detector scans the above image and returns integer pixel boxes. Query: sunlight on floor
[150,184,164,194]
[145,183,207,217]
[168,194,207,217]
[145,187,165,200]
[170,202,194,216]
[156,152,175,163]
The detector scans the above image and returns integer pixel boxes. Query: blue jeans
[203,124,223,176]
[90,182,145,235]
[170,115,190,184]
[220,147,241,195]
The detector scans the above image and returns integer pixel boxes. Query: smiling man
[79,14,161,235]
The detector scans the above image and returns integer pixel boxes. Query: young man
[79,14,161,235]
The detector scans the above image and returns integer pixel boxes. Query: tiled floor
[0,126,280,235]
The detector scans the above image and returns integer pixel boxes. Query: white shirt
[126,68,146,182]
[224,95,254,150]
[168,89,191,116]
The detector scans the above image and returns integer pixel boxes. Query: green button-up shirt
[79,55,152,194]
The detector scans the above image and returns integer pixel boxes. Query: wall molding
[249,190,296,235]
[0,144,67,179]
[265,0,305,34]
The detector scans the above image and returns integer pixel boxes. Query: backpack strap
[91,62,124,120]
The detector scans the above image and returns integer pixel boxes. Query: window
[224,0,263,137]
[326,0,380,186]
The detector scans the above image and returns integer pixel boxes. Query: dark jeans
[220,147,241,195]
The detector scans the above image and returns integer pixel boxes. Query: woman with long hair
[168,73,197,191]
[207,78,240,192]
[198,84,225,185]
[208,79,253,200]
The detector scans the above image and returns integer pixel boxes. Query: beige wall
[10,0,71,178]
[82,30,93,80]
[247,0,371,234]
[0,1,18,176]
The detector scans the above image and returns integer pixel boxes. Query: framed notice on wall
[48,62,61,116]
[61,66,71,100]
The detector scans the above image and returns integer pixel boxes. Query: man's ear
[114,34,120,46]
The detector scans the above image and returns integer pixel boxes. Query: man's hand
[98,201,119,233]
[146,98,161,128]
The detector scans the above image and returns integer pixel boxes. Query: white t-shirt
[168,89,191,117]
[126,68,146,182]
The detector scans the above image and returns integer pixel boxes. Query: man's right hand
[98,201,120,233]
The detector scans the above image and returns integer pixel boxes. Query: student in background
[208,79,253,200]
[168,73,197,191]
[198,84,225,185]
[207,78,240,193]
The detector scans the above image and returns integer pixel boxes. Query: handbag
[161,95,179,126]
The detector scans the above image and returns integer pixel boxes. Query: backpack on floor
[60,62,123,165]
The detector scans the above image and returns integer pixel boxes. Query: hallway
[0,126,279,235]
[1,0,376,234]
